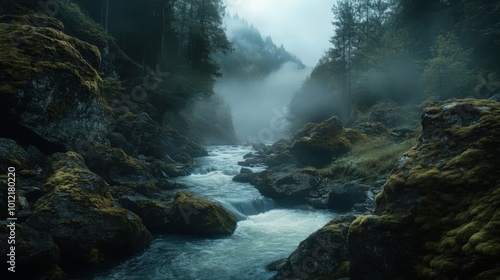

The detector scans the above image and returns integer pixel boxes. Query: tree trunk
[103,0,109,34]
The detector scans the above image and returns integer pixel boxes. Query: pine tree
[423,32,473,100]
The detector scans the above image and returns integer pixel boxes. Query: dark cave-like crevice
[0,113,67,155]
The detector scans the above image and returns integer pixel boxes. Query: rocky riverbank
[0,4,236,278]
[263,98,500,279]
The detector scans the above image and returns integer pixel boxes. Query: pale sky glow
[223,0,335,66]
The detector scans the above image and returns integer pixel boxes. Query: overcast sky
[223,0,335,67]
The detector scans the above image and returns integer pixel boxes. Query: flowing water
[96,146,335,280]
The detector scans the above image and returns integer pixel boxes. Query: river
[96,145,335,280]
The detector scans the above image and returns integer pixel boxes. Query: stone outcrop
[26,152,153,273]
[254,166,322,206]
[271,215,357,280]
[0,14,112,152]
[348,99,500,279]
[232,167,259,184]
[117,195,170,234]
[0,221,65,279]
[327,181,366,211]
[83,143,160,197]
[291,116,366,168]
[167,191,237,236]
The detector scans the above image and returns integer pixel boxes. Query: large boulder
[348,99,500,279]
[83,143,160,197]
[113,111,207,163]
[0,14,112,152]
[232,167,259,183]
[291,117,365,168]
[167,191,237,236]
[0,138,28,170]
[26,152,153,274]
[0,221,65,279]
[327,181,367,211]
[0,139,50,219]
[117,195,170,234]
[254,166,322,206]
[272,215,357,280]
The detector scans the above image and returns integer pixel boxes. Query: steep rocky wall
[0,14,112,152]
[348,99,500,279]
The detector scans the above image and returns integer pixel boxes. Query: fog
[223,0,333,66]
[215,62,310,143]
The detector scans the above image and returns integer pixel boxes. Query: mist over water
[96,146,334,280]
[216,62,311,143]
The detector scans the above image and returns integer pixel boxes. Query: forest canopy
[289,0,500,128]
[76,0,231,115]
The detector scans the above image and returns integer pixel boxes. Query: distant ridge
[217,13,304,80]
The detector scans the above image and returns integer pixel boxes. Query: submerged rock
[272,215,357,280]
[167,191,237,236]
[232,167,258,183]
[348,99,500,279]
[26,152,153,274]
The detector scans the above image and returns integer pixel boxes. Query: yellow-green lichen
[0,15,101,99]
[363,99,500,279]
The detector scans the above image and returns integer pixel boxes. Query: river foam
[96,145,335,279]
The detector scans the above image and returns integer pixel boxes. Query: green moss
[169,191,237,236]
[367,100,500,279]
[291,117,364,167]
[56,0,111,49]
[329,260,350,279]
[0,14,64,30]
[321,136,416,182]
[88,247,105,265]
[0,15,102,102]
[349,215,377,235]
[101,76,125,102]
[43,265,67,280]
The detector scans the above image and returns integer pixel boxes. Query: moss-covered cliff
[348,99,500,279]
[0,1,238,278]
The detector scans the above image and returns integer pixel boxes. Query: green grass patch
[318,136,417,182]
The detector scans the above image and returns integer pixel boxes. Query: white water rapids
[96,146,335,280]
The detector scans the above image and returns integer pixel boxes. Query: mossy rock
[0,221,65,279]
[167,191,237,236]
[272,214,357,280]
[0,138,28,170]
[118,196,170,234]
[0,14,113,149]
[254,166,322,206]
[0,15,100,94]
[348,99,500,279]
[83,143,160,197]
[26,152,153,274]
[291,117,362,168]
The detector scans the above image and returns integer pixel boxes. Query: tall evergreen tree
[331,0,358,119]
